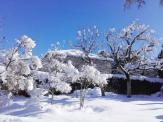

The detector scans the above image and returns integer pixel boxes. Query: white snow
[0,91,163,122]
[72,87,102,97]
[109,74,163,83]
[55,49,84,56]
[32,71,49,81]
[0,65,5,74]
[46,49,114,61]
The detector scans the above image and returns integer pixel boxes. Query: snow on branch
[109,74,163,83]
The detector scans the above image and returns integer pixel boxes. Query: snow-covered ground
[0,92,163,122]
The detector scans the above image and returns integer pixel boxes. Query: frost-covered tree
[76,26,100,64]
[105,21,159,97]
[75,65,108,108]
[75,26,107,96]
[0,35,42,96]
[156,45,163,77]
[39,51,79,103]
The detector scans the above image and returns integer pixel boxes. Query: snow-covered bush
[79,65,108,85]
[29,56,42,70]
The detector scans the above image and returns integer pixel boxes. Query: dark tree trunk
[119,65,132,97]
[101,87,105,96]
[80,89,85,109]
[126,74,131,98]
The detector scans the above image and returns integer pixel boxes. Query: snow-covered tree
[0,35,42,96]
[75,26,108,96]
[156,45,163,77]
[75,26,100,64]
[105,21,159,97]
[75,65,108,108]
[39,51,79,103]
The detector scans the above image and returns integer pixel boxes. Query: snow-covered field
[0,91,163,122]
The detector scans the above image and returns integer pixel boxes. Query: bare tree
[105,21,159,97]
[124,0,163,9]
[75,25,99,64]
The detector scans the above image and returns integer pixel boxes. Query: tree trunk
[126,75,131,98]
[49,89,54,104]
[119,65,132,98]
[51,93,54,104]
[101,87,105,96]
[80,89,84,109]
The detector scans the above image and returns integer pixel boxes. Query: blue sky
[0,0,163,56]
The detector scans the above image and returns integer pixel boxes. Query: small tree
[105,21,159,97]
[40,51,79,104]
[75,26,107,96]
[0,35,42,95]
[76,65,108,108]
